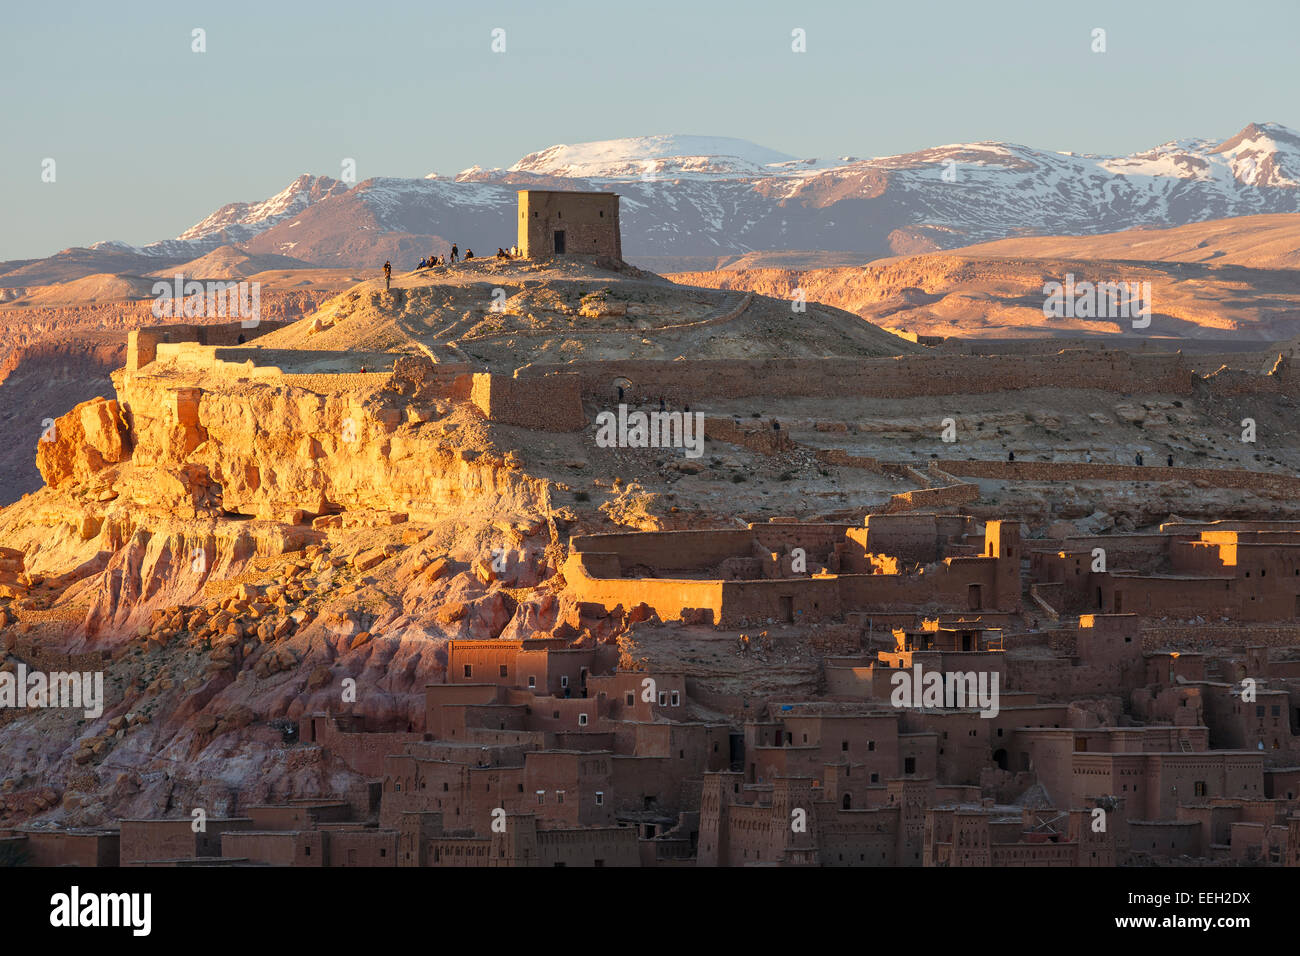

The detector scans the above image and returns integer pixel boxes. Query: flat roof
[517,189,619,197]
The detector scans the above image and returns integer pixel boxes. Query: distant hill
[150,244,315,279]
[950,213,1300,271]
[668,213,1300,342]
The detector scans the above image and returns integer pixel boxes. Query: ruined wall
[704,417,795,455]
[751,522,857,559]
[570,529,754,571]
[517,350,1199,403]
[562,552,724,624]
[887,481,979,514]
[937,459,1300,497]
[307,715,424,777]
[813,448,885,472]
[1140,623,1300,650]
[471,372,585,432]
[127,321,288,371]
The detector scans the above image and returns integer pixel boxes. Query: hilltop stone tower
[517,189,621,259]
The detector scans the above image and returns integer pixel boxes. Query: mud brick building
[517,190,621,259]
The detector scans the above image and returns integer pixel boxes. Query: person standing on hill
[383,260,392,290]
[450,244,459,263]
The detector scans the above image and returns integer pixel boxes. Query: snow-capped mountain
[87,123,1300,268]
[509,134,802,179]
[177,174,350,241]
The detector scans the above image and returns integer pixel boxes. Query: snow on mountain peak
[509,134,800,179]
[84,124,1300,263]
[176,173,347,242]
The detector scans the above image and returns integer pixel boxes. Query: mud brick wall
[519,190,621,259]
[517,350,1200,403]
[1141,624,1300,650]
[471,372,584,431]
[277,372,395,394]
[1203,355,1297,396]
[814,448,884,472]
[887,482,979,513]
[126,321,288,371]
[936,460,1300,497]
[704,417,795,454]
[571,529,754,570]
[312,724,425,777]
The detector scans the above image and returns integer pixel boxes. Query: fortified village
[8,190,1300,867]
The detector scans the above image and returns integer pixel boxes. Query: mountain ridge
[42,122,1300,270]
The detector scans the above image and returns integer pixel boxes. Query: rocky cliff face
[0,351,631,829]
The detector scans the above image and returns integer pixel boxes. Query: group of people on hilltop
[385,242,522,283]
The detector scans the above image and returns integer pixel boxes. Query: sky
[2,0,1298,259]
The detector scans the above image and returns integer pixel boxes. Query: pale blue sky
[3,0,1297,259]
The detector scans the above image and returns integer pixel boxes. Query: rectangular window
[536,790,545,804]
[529,676,537,688]
[595,791,604,806]
[658,692,667,706]
[463,664,472,678]
[625,692,634,706]
[499,664,508,678]
[670,691,680,706]
[578,713,588,726]
[557,791,565,804]
[561,675,569,688]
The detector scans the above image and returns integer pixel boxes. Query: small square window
[578,713,588,726]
